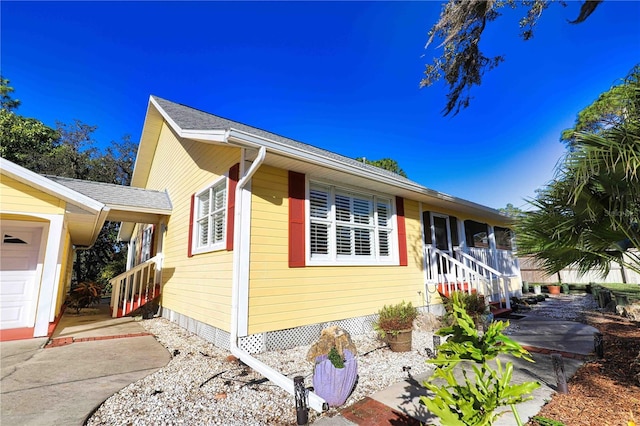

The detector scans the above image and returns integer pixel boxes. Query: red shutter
[188,194,195,258]
[289,171,306,267]
[396,196,408,266]
[226,163,240,251]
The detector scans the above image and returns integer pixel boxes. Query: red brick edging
[46,332,153,348]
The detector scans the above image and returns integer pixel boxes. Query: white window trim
[305,179,400,266]
[191,175,228,255]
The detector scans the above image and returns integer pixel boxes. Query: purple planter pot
[312,349,358,407]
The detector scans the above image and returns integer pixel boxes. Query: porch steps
[489,301,512,318]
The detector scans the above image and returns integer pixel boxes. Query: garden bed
[527,309,640,425]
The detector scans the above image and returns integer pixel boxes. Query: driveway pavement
[1,309,170,426]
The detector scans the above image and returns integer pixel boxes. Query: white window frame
[306,180,399,266]
[191,175,228,255]
[140,225,153,263]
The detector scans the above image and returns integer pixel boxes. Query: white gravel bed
[86,319,438,425]
[86,295,596,425]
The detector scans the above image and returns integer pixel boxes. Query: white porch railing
[467,247,519,276]
[425,246,511,309]
[109,254,162,318]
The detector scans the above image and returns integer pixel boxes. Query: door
[0,224,43,329]
[431,213,459,280]
[432,214,452,255]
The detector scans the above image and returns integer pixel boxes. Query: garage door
[0,224,43,329]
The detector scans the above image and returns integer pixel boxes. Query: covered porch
[46,176,172,320]
[422,211,521,311]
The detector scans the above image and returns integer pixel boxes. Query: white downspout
[229,145,328,413]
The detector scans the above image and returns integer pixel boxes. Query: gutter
[229,145,328,413]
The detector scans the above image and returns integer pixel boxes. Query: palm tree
[516,67,640,277]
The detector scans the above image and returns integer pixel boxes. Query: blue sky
[2,1,639,209]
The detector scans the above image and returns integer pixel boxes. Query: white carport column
[33,215,65,337]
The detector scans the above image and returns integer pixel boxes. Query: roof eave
[225,129,506,221]
[1,158,104,213]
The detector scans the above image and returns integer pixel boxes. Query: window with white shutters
[192,177,227,254]
[308,182,396,265]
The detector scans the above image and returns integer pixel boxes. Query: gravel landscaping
[86,293,638,426]
[86,317,438,425]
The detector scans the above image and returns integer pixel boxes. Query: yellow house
[111,96,522,411]
[0,158,171,341]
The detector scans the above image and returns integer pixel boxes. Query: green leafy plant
[67,281,103,314]
[421,292,540,425]
[327,347,345,369]
[441,291,488,326]
[531,416,566,426]
[373,300,419,338]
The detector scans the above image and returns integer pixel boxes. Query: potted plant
[374,300,418,352]
[306,326,358,407]
[547,283,561,295]
[67,281,104,314]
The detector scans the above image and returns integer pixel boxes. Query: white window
[192,177,227,254]
[140,225,153,262]
[308,182,396,265]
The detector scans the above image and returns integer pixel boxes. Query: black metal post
[594,332,604,358]
[551,353,569,394]
[294,375,308,425]
[433,335,441,356]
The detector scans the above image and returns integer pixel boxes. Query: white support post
[34,216,64,337]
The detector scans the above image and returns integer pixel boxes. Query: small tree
[421,292,539,425]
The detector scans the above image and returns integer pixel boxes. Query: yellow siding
[0,175,66,214]
[54,231,73,317]
[143,122,241,331]
[247,166,426,334]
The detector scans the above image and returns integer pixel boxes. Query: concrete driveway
[1,307,170,425]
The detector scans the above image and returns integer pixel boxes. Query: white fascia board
[87,206,111,248]
[227,129,423,188]
[117,222,135,242]
[149,97,228,143]
[106,204,172,215]
[149,96,183,139]
[1,158,104,213]
[226,129,505,220]
[180,130,228,143]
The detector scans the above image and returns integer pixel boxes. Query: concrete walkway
[1,300,599,426]
[315,311,600,425]
[0,306,170,426]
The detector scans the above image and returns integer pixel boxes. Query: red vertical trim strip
[289,171,306,268]
[187,194,195,258]
[396,196,408,266]
[226,163,240,251]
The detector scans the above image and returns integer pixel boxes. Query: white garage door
[0,224,43,329]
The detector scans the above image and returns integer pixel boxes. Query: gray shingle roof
[46,175,172,211]
[152,96,418,185]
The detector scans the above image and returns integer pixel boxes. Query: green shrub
[441,291,487,325]
[374,300,418,338]
[421,291,540,425]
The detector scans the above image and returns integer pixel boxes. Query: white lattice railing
[425,247,511,309]
[109,255,162,318]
